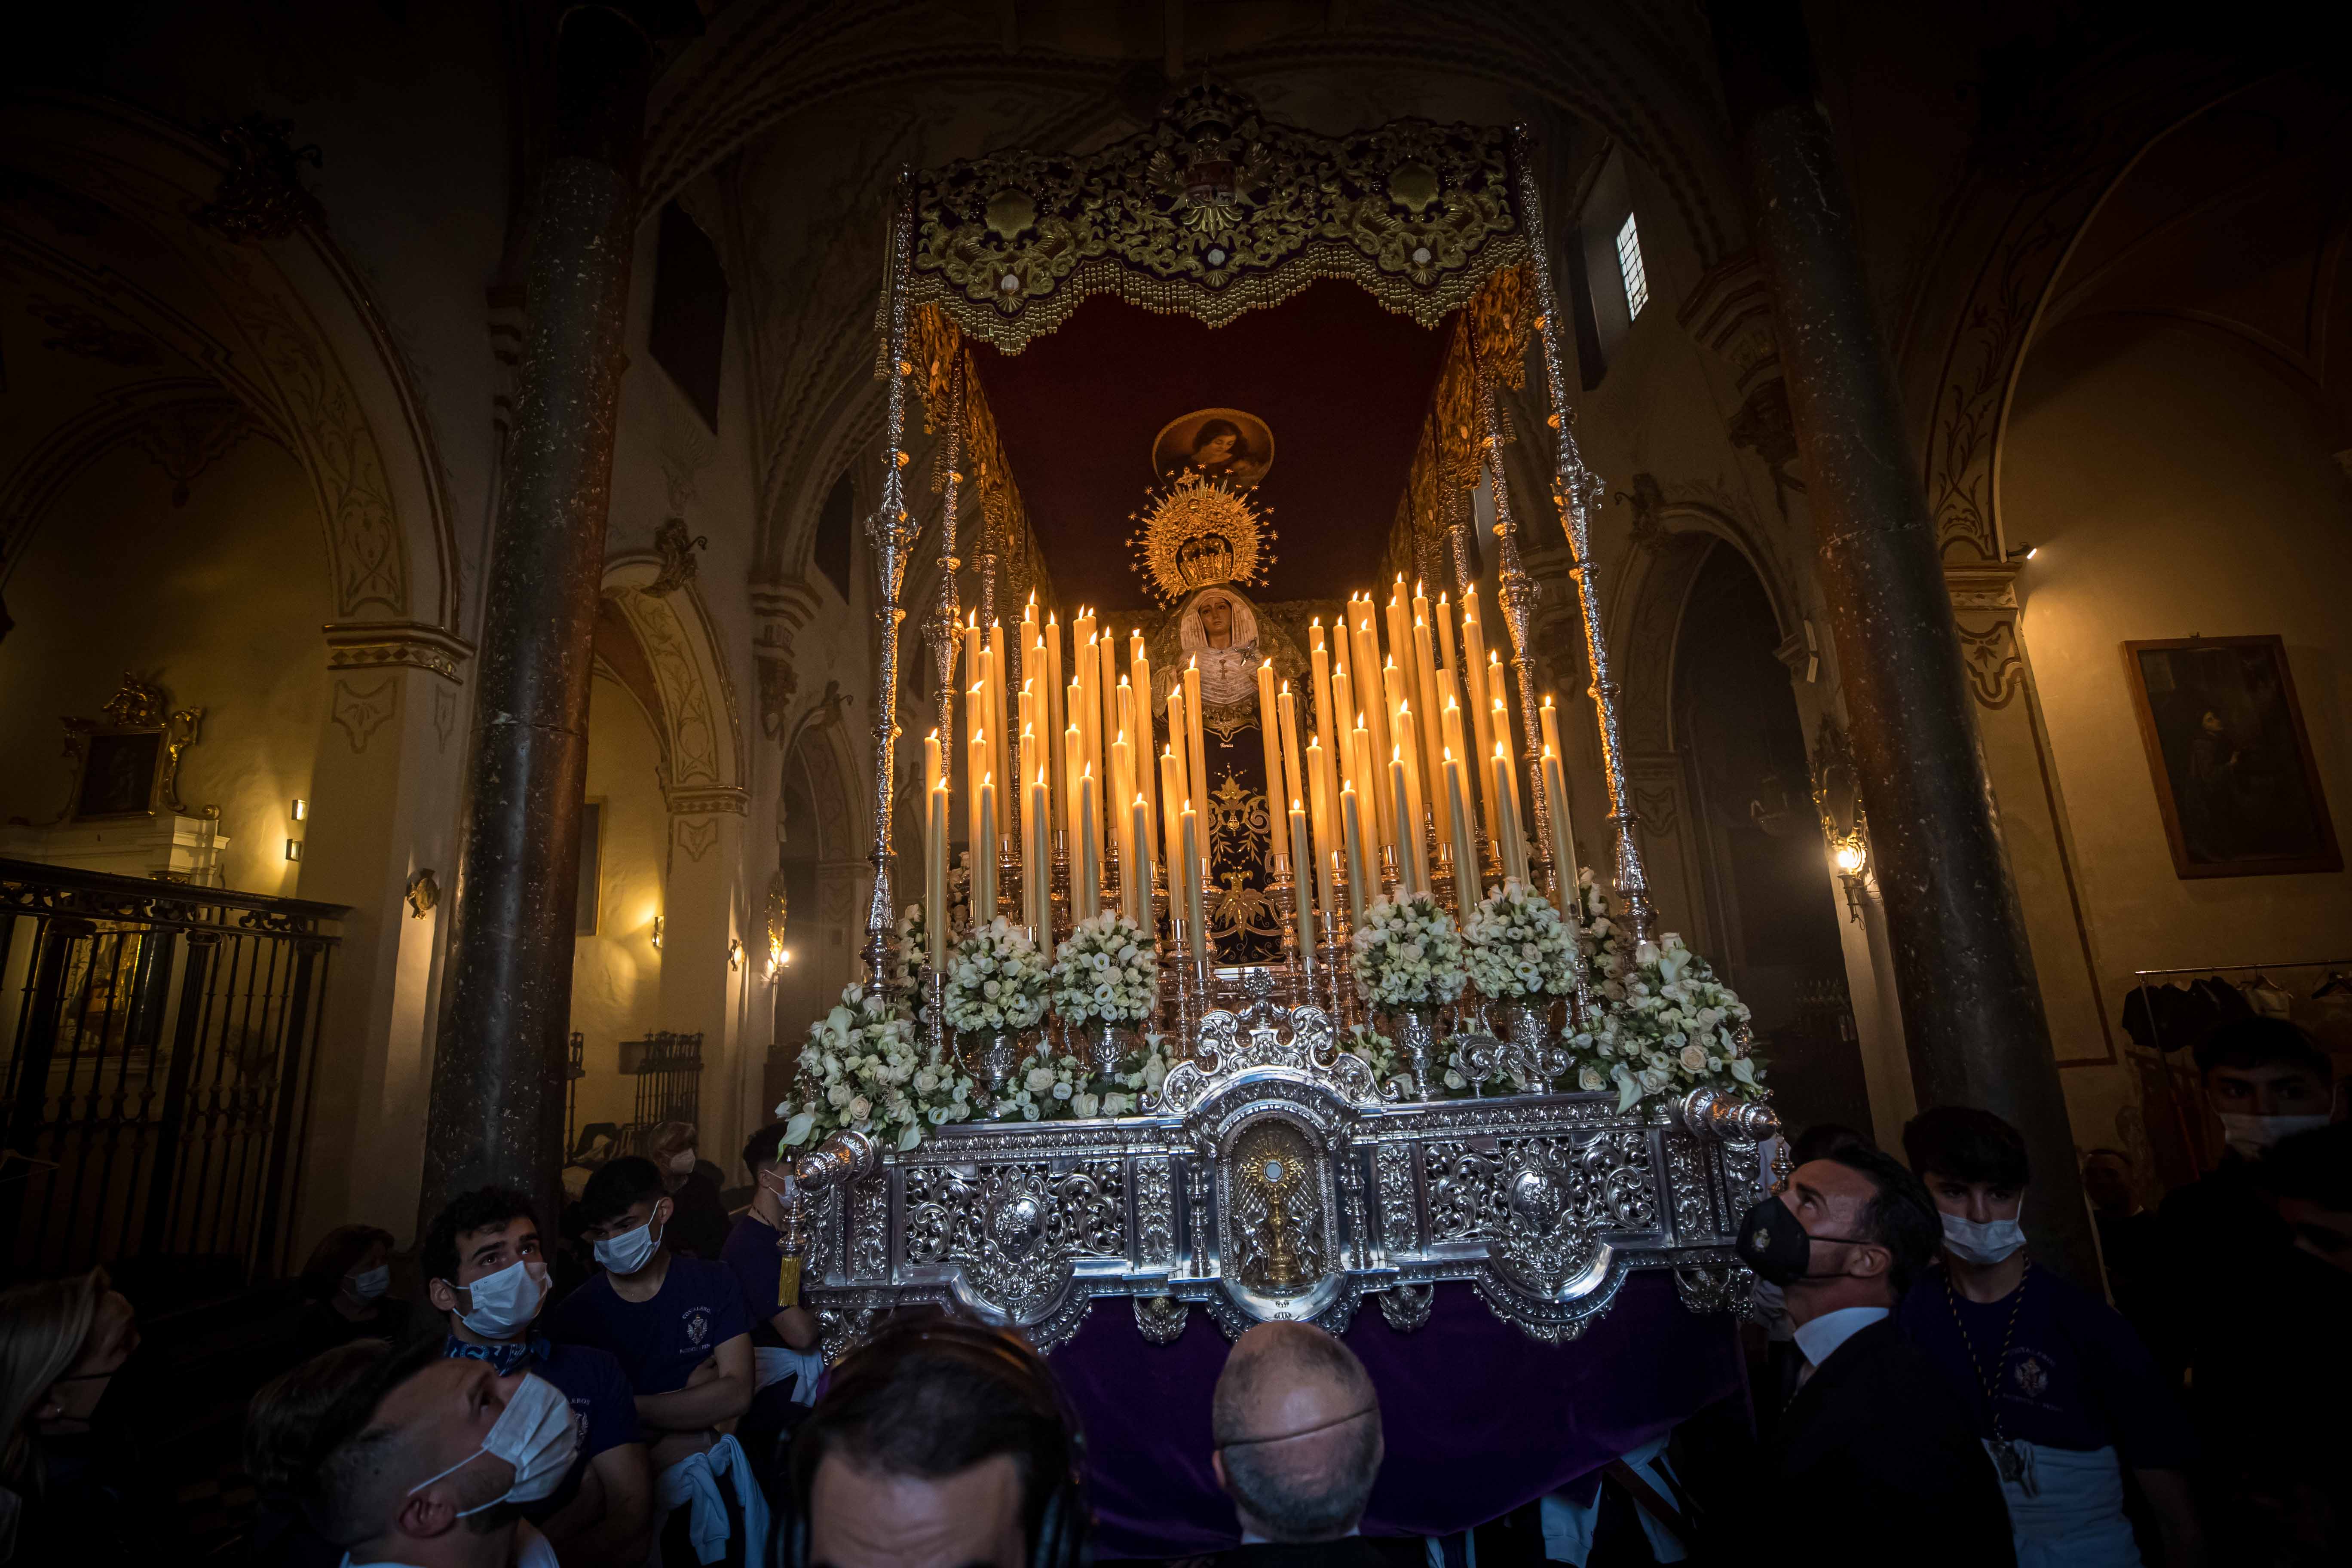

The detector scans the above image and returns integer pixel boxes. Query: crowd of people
[0,1023,2343,1566]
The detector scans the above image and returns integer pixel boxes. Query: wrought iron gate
[622,1030,704,1139]
[0,860,346,1283]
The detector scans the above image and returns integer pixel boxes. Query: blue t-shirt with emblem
[1898,1264,2195,1465]
[443,1335,639,1521]
[547,1255,750,1394]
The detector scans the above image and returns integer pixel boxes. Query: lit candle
[1411,611,1445,814]
[1160,745,1185,930]
[1165,684,1192,833]
[1288,799,1315,969]
[1098,628,1122,827]
[1434,591,1460,692]
[1349,597,1393,844]
[1256,657,1282,811]
[1110,727,1133,915]
[1044,615,1066,830]
[1130,793,1152,929]
[1388,745,1421,896]
[967,714,986,876]
[1276,683,1304,821]
[1180,801,1206,965]
[1540,693,1563,764]
[1307,732,1337,932]
[1077,764,1101,922]
[1028,765,1052,938]
[1077,620,1099,837]
[1542,745,1577,897]
[1443,749,1479,913]
[976,771,997,923]
[1129,630,1156,844]
[1330,658,1358,808]
[1351,717,1377,857]
[1494,740,1529,888]
[1339,781,1369,929]
[1466,655,1498,844]
[1381,658,1412,845]
[924,729,943,799]
[1064,686,1083,833]
[1182,657,1208,894]
[988,618,1010,835]
[1396,702,1427,892]
[1492,695,1526,881]
[1309,621,1336,766]
[928,780,949,971]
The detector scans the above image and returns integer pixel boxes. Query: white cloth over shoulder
[341,1519,557,1568]
[1995,1440,2141,1568]
[655,1434,772,1567]
[754,1344,826,1406]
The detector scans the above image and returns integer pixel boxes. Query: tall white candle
[1444,750,1478,913]
[1288,801,1315,968]
[1494,741,1529,888]
[1077,765,1101,922]
[1542,745,1576,895]
[1339,781,1369,931]
[1130,793,1152,929]
[1180,802,1206,964]
[928,781,949,971]
[976,772,997,923]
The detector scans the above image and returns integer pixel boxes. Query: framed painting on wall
[2124,634,2341,879]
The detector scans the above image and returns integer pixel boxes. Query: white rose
[1026,1066,1056,1094]
[1679,1042,1709,1074]
[847,1094,872,1121]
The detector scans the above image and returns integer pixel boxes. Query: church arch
[600,557,748,808]
[0,93,462,635]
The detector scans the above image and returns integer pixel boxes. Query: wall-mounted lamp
[285,838,303,862]
[727,937,744,971]
[291,797,309,822]
[766,935,789,983]
[2004,541,2038,561]
[1809,717,1872,923]
[650,915,665,951]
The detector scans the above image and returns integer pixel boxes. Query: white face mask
[409,1371,578,1517]
[347,1265,391,1302]
[2218,1112,2332,1161]
[593,1207,665,1275]
[1942,1207,2027,1266]
[668,1149,697,1175]
[456,1259,548,1340]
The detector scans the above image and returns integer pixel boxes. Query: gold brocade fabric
[894,80,1529,354]
[1388,265,1537,580]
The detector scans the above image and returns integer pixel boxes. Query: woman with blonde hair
[0,1267,155,1561]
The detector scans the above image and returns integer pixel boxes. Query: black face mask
[1735,1195,1875,1287]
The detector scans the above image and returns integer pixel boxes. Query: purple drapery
[1051,1271,1744,1559]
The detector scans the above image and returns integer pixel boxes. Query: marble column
[421,6,656,1233]
[1713,1,2098,1286]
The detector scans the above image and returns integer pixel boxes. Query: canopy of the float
[883,80,1544,614]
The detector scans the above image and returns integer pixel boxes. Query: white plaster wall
[570,674,672,1135]
[0,438,329,897]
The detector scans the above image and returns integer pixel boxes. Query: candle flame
[1542,693,1555,708]
[1495,740,1509,759]
[1293,798,1304,812]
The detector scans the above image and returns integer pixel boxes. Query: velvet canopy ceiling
[968,279,1453,612]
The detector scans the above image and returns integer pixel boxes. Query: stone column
[1712,2,2098,1285]
[421,6,657,1232]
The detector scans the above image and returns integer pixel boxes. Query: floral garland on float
[942,917,1052,1092]
[775,983,974,1153]
[1348,890,1467,1100]
[1571,868,1768,1113]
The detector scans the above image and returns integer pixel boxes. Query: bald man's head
[1210,1322,1383,1542]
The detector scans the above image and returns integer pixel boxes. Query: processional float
[774,82,1778,1360]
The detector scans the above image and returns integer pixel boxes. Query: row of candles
[919,577,1582,974]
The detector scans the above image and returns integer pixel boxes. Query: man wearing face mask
[1730,1146,2013,1565]
[648,1121,732,1262]
[550,1155,762,1565]
[297,1336,578,1568]
[422,1187,652,1568]
[2158,1020,2338,1278]
[1897,1109,2202,1568]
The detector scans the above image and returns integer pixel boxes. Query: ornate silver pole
[1480,372,1554,892]
[862,172,919,983]
[1508,126,1657,942]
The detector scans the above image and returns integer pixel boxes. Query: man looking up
[1899,1108,2202,1568]
[550,1155,759,1562]
[1733,1147,2012,1565]
[295,1336,577,1568]
[1208,1322,1393,1558]
[422,1187,651,1568]
[790,1314,1087,1568]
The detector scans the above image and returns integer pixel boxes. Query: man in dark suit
[1201,1321,1420,1568]
[1737,1146,2015,1567]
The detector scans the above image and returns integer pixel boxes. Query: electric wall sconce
[650,915,665,951]
[727,937,744,971]
[291,798,309,822]
[1809,717,1873,923]
[284,839,303,862]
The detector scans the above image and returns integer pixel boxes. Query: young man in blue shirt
[422,1186,651,1568]
[721,1120,821,1355]
[1899,1108,2203,1568]
[552,1155,761,1563]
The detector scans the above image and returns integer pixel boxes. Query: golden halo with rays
[1125,469,1277,606]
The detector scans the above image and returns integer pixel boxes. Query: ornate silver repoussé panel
[805,976,1774,1359]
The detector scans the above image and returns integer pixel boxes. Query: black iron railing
[0,860,347,1284]
[621,1029,704,1139]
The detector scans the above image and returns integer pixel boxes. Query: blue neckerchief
[442,1332,545,1376]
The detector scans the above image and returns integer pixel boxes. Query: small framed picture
[2123,635,2341,879]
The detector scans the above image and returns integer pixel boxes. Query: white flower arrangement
[1349,890,1468,1011]
[986,1035,1176,1122]
[884,903,929,996]
[1049,911,1159,1025]
[1461,880,1578,1000]
[943,917,1051,1035]
[1587,923,1767,1114]
[774,983,974,1153]
[1342,1021,1413,1099]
